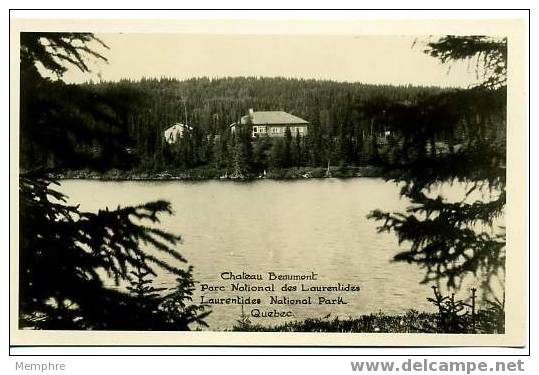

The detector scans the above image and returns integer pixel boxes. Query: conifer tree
[294,129,303,166]
[368,36,507,292]
[283,126,293,167]
[19,33,209,330]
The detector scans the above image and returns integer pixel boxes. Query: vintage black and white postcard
[9,16,528,347]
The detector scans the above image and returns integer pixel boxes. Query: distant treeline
[22,76,497,175]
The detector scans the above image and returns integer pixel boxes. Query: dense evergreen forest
[23,76,460,177]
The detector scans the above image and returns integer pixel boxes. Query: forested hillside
[22,76,474,176]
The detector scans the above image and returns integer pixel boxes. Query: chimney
[248,108,254,118]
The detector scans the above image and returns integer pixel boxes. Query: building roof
[241,111,309,125]
[164,123,193,132]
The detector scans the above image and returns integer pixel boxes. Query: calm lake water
[58,178,498,330]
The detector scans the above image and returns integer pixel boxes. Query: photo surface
[10,17,527,346]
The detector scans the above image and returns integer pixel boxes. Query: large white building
[230,109,309,138]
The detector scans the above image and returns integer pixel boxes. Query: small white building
[164,123,193,144]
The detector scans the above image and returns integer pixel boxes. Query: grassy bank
[231,308,505,334]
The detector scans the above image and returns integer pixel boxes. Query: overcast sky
[61,34,480,88]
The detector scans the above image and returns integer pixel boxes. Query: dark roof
[241,111,308,125]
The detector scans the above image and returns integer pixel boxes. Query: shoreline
[47,165,385,182]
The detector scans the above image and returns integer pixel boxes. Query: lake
[58,178,497,330]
